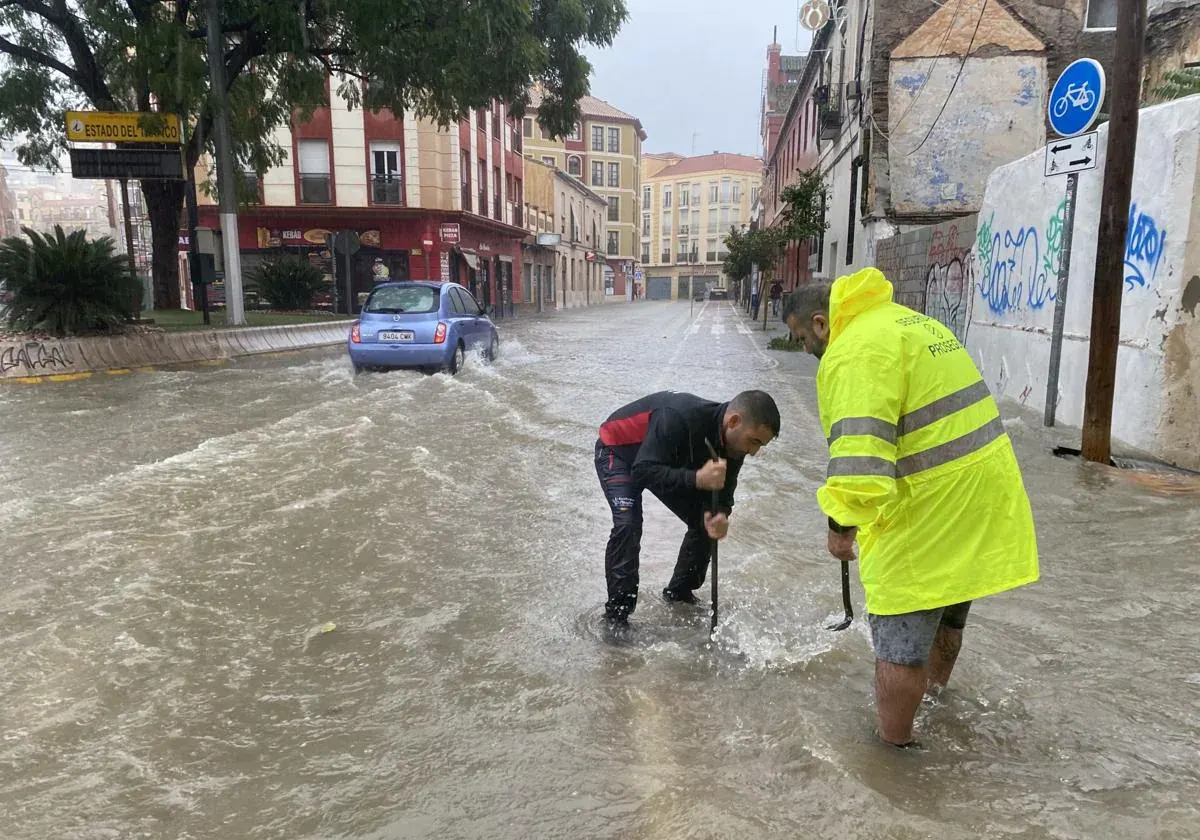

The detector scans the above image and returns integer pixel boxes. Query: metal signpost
[1043,58,1106,428]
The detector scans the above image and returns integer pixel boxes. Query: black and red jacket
[598,391,743,514]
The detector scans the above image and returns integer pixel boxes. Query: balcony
[819,101,844,141]
[299,174,331,204]
[660,250,670,263]
[371,175,403,205]
[706,251,717,262]
[679,225,689,236]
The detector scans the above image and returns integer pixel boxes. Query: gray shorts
[868,601,972,666]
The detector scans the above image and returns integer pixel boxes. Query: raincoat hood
[829,268,894,345]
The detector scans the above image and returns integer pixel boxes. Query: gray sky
[583,0,814,159]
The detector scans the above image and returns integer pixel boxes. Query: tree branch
[0,32,82,85]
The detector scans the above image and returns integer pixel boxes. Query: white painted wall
[967,95,1200,467]
[262,124,296,206]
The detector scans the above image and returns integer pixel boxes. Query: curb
[0,321,351,384]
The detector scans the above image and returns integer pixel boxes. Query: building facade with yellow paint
[638,152,762,301]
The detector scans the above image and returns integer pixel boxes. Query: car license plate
[378,330,413,342]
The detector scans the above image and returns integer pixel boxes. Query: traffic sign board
[1048,59,1105,138]
[1044,132,1098,177]
[66,111,182,144]
[68,147,184,180]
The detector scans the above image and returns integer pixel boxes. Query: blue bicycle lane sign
[1048,58,1106,137]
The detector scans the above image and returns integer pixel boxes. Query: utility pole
[204,0,246,325]
[1081,0,1147,464]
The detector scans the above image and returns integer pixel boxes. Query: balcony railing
[660,250,670,263]
[706,251,717,262]
[299,174,331,204]
[371,175,403,205]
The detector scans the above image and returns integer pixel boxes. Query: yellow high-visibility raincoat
[816,268,1039,615]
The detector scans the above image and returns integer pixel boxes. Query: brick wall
[874,214,978,341]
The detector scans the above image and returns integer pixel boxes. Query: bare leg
[875,659,928,746]
[928,626,963,691]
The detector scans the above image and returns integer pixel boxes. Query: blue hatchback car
[347,281,500,374]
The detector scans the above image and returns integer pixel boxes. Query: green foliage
[0,225,140,336]
[777,167,829,244]
[247,255,329,311]
[722,226,784,282]
[0,0,628,305]
[1147,67,1200,104]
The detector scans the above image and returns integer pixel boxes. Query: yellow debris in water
[321,622,336,633]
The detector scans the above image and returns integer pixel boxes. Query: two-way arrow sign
[1044,131,1098,177]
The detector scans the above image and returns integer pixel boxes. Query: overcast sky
[582,0,814,159]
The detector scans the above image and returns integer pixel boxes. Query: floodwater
[1,301,1197,839]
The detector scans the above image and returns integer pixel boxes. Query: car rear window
[364,285,440,314]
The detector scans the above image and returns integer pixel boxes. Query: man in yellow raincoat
[783,268,1039,747]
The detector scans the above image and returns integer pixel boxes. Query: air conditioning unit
[846,81,862,100]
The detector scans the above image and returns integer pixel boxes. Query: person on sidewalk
[782,269,1039,747]
[769,280,784,317]
[595,390,781,625]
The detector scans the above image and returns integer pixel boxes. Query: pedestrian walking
[783,268,1039,747]
[769,280,783,317]
[594,390,781,625]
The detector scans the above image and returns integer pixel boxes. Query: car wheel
[448,342,466,375]
[486,332,499,362]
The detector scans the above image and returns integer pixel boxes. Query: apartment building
[195,78,528,315]
[638,152,762,301]
[520,157,609,310]
[521,92,646,300]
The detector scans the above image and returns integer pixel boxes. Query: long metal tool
[827,560,853,631]
[703,439,721,636]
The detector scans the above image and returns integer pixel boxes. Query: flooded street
[2,301,1198,839]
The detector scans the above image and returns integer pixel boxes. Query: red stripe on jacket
[599,410,652,447]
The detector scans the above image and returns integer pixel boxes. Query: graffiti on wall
[925,222,975,342]
[976,199,1169,316]
[1124,203,1167,291]
[0,341,73,374]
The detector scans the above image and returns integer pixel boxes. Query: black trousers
[595,440,711,619]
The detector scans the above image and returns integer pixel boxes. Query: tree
[1147,67,1200,104]
[776,166,829,245]
[0,225,140,335]
[0,1,627,309]
[722,226,782,283]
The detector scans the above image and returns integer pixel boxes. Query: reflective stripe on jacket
[816,268,1039,615]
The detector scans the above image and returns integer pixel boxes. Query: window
[691,210,700,233]
[751,186,760,206]
[607,230,619,255]
[732,181,742,203]
[297,140,331,204]
[721,178,731,203]
[492,108,501,137]
[643,185,651,208]
[641,244,651,264]
[364,284,438,314]
[719,207,730,233]
[567,155,582,177]
[661,240,670,263]
[708,181,719,203]
[592,125,604,151]
[608,162,620,187]
[568,122,581,141]
[608,127,620,153]
[542,155,556,168]
[661,211,672,234]
[370,143,402,205]
[679,183,690,207]
[707,211,718,234]
[478,158,487,216]
[706,238,717,262]
[607,196,620,222]
[690,184,700,206]
[663,187,672,209]
[642,213,651,237]
[523,118,533,138]
[461,152,471,209]
[240,170,261,204]
[1084,0,1116,29]
[591,161,603,187]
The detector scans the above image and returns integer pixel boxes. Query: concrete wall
[874,214,979,341]
[0,322,352,381]
[967,95,1200,469]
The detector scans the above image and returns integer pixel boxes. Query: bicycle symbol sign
[1048,58,1106,138]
